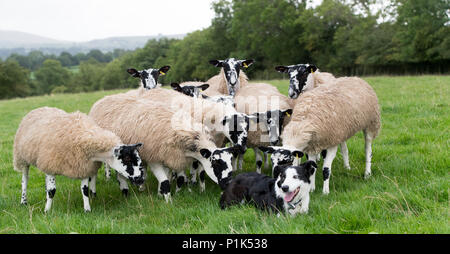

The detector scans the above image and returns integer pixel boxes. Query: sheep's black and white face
[274,163,316,205]
[221,113,256,154]
[209,58,254,96]
[127,66,170,90]
[171,83,210,98]
[111,143,145,185]
[275,64,317,99]
[200,147,240,190]
[253,109,293,145]
[259,146,304,174]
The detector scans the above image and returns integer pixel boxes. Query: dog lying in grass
[219,161,317,216]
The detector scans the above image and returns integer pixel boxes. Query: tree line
[1,0,448,100]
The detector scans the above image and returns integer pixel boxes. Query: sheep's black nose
[282,186,289,193]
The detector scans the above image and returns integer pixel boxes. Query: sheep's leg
[322,146,338,195]
[116,174,129,196]
[264,152,271,171]
[176,171,188,193]
[149,163,172,203]
[190,161,199,185]
[88,175,97,197]
[104,163,111,181]
[44,174,56,213]
[238,153,244,171]
[254,148,263,174]
[20,166,29,205]
[340,142,351,170]
[138,167,147,192]
[80,178,91,212]
[232,155,238,171]
[198,164,206,193]
[364,131,374,179]
[306,154,318,192]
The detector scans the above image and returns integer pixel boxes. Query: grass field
[0,76,448,234]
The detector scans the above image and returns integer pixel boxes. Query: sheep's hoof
[89,190,97,198]
[138,185,145,192]
[20,200,27,205]
[322,188,330,195]
[364,172,372,179]
[121,189,129,197]
[84,208,91,213]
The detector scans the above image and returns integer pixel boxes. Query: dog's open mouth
[284,187,300,203]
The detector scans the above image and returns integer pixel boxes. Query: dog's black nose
[281,185,289,192]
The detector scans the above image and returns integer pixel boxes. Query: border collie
[219,161,317,216]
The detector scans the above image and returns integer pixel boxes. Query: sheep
[275,64,350,170]
[13,107,145,212]
[206,58,254,96]
[131,87,254,191]
[101,65,171,181]
[89,92,240,202]
[233,82,293,173]
[259,77,381,195]
[171,82,235,107]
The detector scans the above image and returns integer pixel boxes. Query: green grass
[0,76,449,234]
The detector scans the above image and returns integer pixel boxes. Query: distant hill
[0,30,185,59]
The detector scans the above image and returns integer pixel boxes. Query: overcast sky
[0,0,216,42]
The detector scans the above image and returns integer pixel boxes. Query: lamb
[275,64,350,170]
[89,92,240,202]
[206,58,254,96]
[13,107,145,212]
[259,77,381,195]
[102,65,171,181]
[233,82,293,173]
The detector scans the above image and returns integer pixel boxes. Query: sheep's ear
[259,146,275,154]
[127,68,140,77]
[307,64,317,73]
[171,83,182,92]
[275,66,289,73]
[158,66,170,76]
[200,148,212,159]
[303,160,317,177]
[292,150,304,159]
[240,59,254,68]
[198,84,210,91]
[209,60,224,67]
[282,109,293,118]
[132,143,143,149]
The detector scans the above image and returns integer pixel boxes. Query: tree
[34,59,72,94]
[0,60,32,99]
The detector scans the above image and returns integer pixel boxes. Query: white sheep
[13,107,145,212]
[275,64,350,169]
[260,77,381,194]
[89,92,240,202]
[206,58,254,96]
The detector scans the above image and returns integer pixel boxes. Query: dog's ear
[303,160,317,177]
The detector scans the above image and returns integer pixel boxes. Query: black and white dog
[219,160,317,216]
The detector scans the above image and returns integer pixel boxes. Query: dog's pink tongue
[284,191,295,202]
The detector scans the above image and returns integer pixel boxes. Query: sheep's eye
[293,175,299,179]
